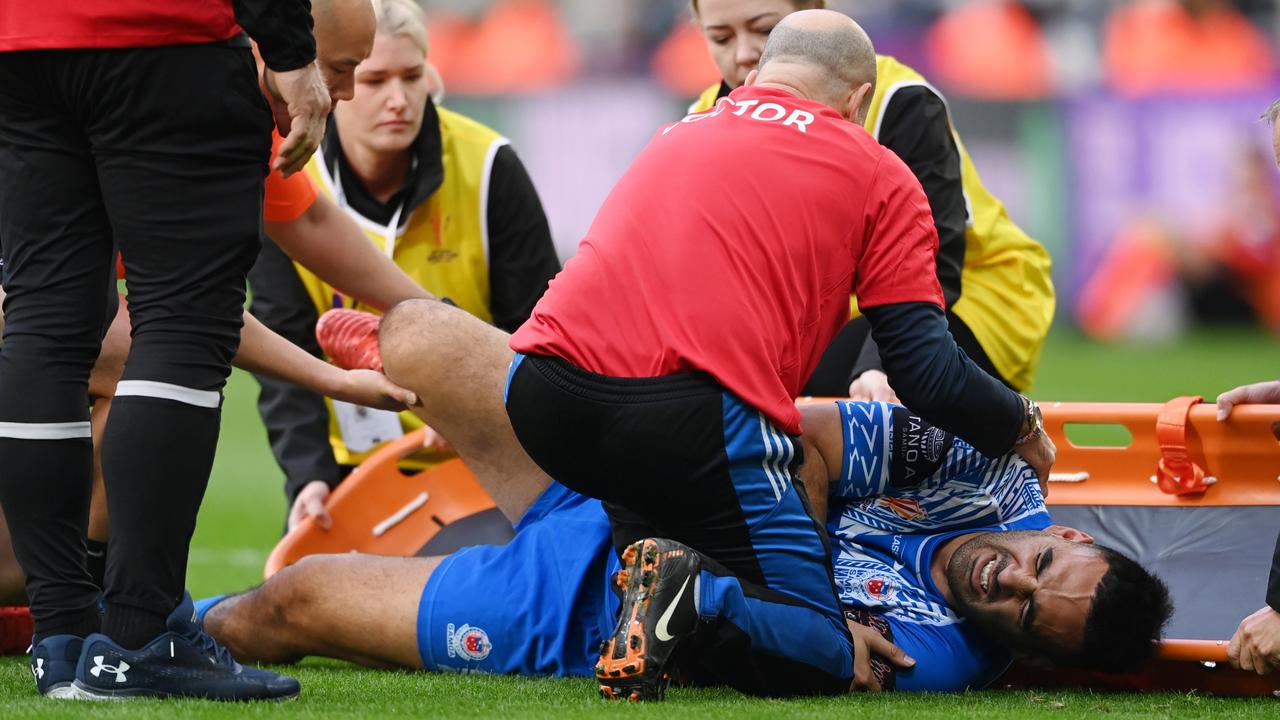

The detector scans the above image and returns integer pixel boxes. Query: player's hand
[333,369,418,411]
[288,480,333,532]
[1014,431,1056,498]
[848,370,899,404]
[421,425,456,457]
[1216,380,1280,439]
[1229,606,1280,675]
[262,62,330,176]
[846,617,915,692]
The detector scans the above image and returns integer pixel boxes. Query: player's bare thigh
[379,299,550,523]
[207,554,440,669]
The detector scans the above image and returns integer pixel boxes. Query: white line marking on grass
[187,547,269,568]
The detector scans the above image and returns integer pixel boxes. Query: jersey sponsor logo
[889,406,953,488]
[877,496,927,521]
[446,623,492,662]
[427,248,458,263]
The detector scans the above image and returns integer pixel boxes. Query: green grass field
[2,328,1278,717]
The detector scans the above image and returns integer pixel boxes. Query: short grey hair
[758,22,876,97]
[1262,98,1280,126]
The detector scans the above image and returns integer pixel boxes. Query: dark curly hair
[1064,546,1173,673]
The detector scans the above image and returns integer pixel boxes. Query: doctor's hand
[848,370,899,404]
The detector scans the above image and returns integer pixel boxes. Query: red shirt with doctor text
[510,85,943,434]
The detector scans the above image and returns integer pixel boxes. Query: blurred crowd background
[421,0,1280,340]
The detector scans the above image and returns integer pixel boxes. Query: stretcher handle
[1158,638,1229,663]
[1154,396,1209,496]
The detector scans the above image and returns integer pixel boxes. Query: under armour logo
[31,658,44,681]
[89,655,130,683]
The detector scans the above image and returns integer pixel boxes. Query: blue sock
[193,595,229,625]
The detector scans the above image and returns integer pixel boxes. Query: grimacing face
[695,0,800,88]
[332,32,430,156]
[944,530,1110,659]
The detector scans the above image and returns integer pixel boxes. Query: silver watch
[1015,397,1043,445]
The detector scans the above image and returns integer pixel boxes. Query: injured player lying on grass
[198,399,1173,693]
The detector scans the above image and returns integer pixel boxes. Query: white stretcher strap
[373,492,430,537]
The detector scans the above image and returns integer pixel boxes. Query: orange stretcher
[263,430,500,578]
[267,399,1280,696]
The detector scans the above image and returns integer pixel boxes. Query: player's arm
[855,154,1035,465]
[484,145,560,332]
[234,309,416,412]
[849,87,966,397]
[248,237,345,507]
[797,403,845,521]
[265,193,434,312]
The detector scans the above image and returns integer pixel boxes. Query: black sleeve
[247,234,341,507]
[863,301,1023,457]
[878,86,967,309]
[232,0,316,72]
[849,334,885,382]
[1268,529,1280,612]
[485,145,561,333]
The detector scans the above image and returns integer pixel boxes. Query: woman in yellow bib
[689,0,1054,401]
[249,0,559,529]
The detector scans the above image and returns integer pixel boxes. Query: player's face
[944,530,1109,659]
[315,6,375,103]
[335,33,430,156]
[695,0,799,88]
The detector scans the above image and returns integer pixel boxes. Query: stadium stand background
[421,0,1280,339]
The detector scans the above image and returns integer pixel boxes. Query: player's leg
[206,554,440,668]
[89,42,272,652]
[379,299,551,523]
[0,52,116,650]
[69,43,297,700]
[505,359,853,697]
[207,484,616,676]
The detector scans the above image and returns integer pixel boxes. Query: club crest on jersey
[878,496,927,521]
[446,623,491,662]
[863,577,897,600]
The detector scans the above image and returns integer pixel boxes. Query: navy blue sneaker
[31,635,84,699]
[72,593,299,701]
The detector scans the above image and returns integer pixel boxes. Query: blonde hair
[375,0,445,103]
[690,0,825,15]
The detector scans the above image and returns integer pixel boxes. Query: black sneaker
[31,634,83,699]
[596,538,700,702]
[71,592,300,701]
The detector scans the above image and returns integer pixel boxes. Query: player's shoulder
[888,615,1012,691]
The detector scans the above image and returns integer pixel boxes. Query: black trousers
[0,43,271,639]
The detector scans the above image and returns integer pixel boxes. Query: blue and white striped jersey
[826,401,1052,691]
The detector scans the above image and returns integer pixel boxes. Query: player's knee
[260,555,332,631]
[380,298,450,379]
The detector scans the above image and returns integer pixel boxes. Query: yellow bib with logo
[300,106,507,467]
[694,56,1054,391]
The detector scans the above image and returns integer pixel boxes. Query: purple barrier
[1065,90,1280,306]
